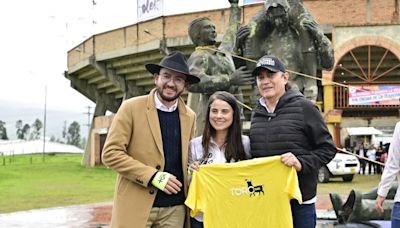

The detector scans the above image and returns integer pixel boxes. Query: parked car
[318,152,360,183]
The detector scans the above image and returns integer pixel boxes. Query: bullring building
[65,0,400,166]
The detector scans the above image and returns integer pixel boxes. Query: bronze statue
[330,183,398,224]
[235,0,334,102]
[187,0,254,136]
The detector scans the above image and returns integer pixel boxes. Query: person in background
[381,149,389,164]
[249,55,336,228]
[188,91,251,228]
[375,146,384,174]
[376,121,400,228]
[102,51,200,228]
[367,145,377,175]
[358,144,367,175]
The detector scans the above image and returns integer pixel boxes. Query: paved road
[0,194,372,228]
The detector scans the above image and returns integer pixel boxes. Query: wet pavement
[0,202,112,228]
[0,195,338,227]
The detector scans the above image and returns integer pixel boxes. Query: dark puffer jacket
[249,90,336,201]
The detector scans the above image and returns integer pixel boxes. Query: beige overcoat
[102,88,196,228]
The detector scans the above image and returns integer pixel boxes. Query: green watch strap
[151,172,171,191]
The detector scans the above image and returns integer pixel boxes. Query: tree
[67,121,81,147]
[30,118,43,140]
[0,120,8,140]
[50,135,56,142]
[16,120,30,140]
[80,137,87,149]
[62,121,67,143]
[22,124,31,140]
[16,120,23,139]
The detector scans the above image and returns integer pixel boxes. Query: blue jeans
[392,202,400,228]
[291,200,316,228]
[190,217,203,228]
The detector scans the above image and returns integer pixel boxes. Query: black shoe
[329,193,344,223]
[341,190,356,223]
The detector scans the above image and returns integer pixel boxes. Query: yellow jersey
[185,156,302,228]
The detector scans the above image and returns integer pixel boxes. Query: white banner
[243,0,264,5]
[348,85,400,105]
[137,0,163,22]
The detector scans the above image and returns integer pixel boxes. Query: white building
[0,140,83,155]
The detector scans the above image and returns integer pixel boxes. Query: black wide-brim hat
[145,51,200,84]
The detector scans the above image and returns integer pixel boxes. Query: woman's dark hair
[201,91,247,162]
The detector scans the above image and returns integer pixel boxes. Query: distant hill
[0,100,90,141]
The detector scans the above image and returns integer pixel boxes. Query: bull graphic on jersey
[246,179,264,196]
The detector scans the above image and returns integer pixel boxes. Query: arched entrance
[326,36,400,147]
[333,44,400,117]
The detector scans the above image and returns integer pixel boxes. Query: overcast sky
[0,0,245,113]
[0,0,258,140]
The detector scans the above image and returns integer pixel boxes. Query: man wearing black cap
[102,51,200,228]
[249,55,336,228]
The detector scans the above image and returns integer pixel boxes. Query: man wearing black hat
[102,51,200,228]
[249,55,336,228]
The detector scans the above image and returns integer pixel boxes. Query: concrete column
[322,70,342,147]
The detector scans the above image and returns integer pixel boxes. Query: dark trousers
[190,217,203,228]
[368,161,375,174]
[359,159,366,174]
[375,159,382,174]
[291,200,317,228]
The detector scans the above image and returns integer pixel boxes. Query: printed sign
[137,0,163,22]
[348,85,400,105]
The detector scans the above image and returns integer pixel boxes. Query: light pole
[42,85,47,162]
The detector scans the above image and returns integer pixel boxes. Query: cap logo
[257,57,275,67]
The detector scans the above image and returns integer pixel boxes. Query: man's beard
[156,86,183,102]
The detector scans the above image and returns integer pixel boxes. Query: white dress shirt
[377,121,400,202]
[154,92,178,112]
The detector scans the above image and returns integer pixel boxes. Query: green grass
[0,154,383,213]
[0,154,116,213]
[317,174,381,195]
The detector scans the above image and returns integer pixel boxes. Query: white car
[318,152,360,183]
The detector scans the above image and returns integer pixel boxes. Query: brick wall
[305,0,397,25]
[67,0,399,67]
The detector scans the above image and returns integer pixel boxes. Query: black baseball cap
[252,55,286,76]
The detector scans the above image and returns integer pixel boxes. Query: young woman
[188,91,251,228]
